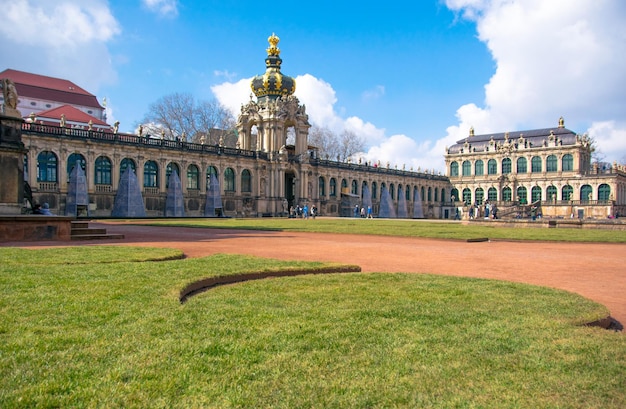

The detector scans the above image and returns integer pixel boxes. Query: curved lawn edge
[179,265,362,303]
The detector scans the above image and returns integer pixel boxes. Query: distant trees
[307,125,365,161]
[139,92,236,145]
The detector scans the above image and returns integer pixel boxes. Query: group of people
[468,201,498,220]
[354,204,373,219]
[32,202,53,215]
[290,204,317,219]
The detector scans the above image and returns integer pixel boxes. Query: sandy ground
[4,221,625,327]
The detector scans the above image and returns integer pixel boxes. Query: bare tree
[307,125,341,160]
[139,92,235,144]
[337,129,365,161]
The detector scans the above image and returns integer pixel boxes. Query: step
[71,233,125,241]
[71,228,108,236]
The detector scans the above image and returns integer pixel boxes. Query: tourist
[360,207,365,218]
[354,204,359,218]
[311,205,317,219]
[302,204,309,219]
[367,206,373,219]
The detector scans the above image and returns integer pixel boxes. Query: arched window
[206,166,218,189]
[531,156,542,172]
[598,184,611,202]
[428,187,432,202]
[531,186,542,202]
[434,187,438,202]
[450,161,459,176]
[475,160,484,176]
[488,187,497,202]
[67,153,86,179]
[451,188,459,202]
[187,164,200,190]
[475,187,484,205]
[462,188,471,205]
[502,187,512,202]
[351,179,358,195]
[319,176,326,197]
[341,179,348,193]
[421,186,425,202]
[517,157,527,173]
[371,181,377,199]
[224,167,235,191]
[546,155,557,172]
[241,169,251,192]
[502,158,512,174]
[487,159,497,175]
[546,185,557,201]
[390,184,395,200]
[37,151,58,182]
[517,186,527,204]
[462,160,471,176]
[143,160,159,188]
[330,178,337,197]
[94,156,112,185]
[562,185,573,201]
[440,188,446,203]
[120,158,136,174]
[166,162,180,188]
[562,154,573,171]
[580,185,592,202]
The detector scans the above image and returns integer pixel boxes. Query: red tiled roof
[0,68,103,109]
[35,104,109,127]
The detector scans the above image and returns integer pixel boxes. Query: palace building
[3,34,625,219]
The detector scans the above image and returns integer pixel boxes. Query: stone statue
[1,78,21,117]
[60,114,66,127]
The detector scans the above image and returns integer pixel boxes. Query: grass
[118,217,626,243]
[1,246,624,408]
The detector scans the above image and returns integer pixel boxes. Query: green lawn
[128,217,626,243]
[1,246,624,408]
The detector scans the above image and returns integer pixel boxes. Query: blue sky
[2,0,625,171]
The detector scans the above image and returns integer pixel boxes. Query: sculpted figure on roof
[1,78,21,117]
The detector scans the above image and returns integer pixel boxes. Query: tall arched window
[330,178,337,197]
[206,166,218,189]
[562,185,573,201]
[440,188,446,203]
[488,187,497,202]
[546,185,557,201]
[241,169,251,192]
[462,160,471,176]
[462,188,471,205]
[434,187,438,202]
[531,186,542,202]
[421,186,425,202]
[390,184,395,200]
[517,186,528,204]
[580,185,592,202]
[187,164,199,190]
[166,162,180,188]
[475,187,484,205]
[143,160,159,188]
[94,156,112,185]
[341,179,348,193]
[120,158,136,174]
[598,184,611,202]
[450,161,459,176]
[371,181,377,199]
[351,179,358,195]
[475,160,484,176]
[517,157,527,173]
[224,167,235,191]
[531,156,542,172]
[546,155,557,172]
[428,187,432,202]
[67,153,86,179]
[451,188,459,202]
[37,151,58,182]
[487,159,497,175]
[562,154,573,171]
[319,176,326,197]
[501,158,512,174]
[502,187,512,202]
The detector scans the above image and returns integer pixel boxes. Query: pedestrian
[367,206,373,219]
[354,204,359,218]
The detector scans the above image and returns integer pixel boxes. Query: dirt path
[6,221,625,326]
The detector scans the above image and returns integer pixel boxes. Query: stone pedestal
[0,114,26,215]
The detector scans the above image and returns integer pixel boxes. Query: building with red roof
[0,68,107,126]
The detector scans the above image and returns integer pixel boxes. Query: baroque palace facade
[3,34,625,219]
[10,35,452,219]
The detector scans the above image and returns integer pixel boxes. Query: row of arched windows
[451,184,611,205]
[33,151,253,193]
[450,154,574,177]
[318,176,447,203]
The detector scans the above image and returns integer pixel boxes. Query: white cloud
[142,0,178,18]
[442,0,626,164]
[0,0,120,92]
[361,85,385,101]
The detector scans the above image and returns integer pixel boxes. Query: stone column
[0,114,27,214]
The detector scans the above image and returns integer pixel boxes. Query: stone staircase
[71,221,125,241]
